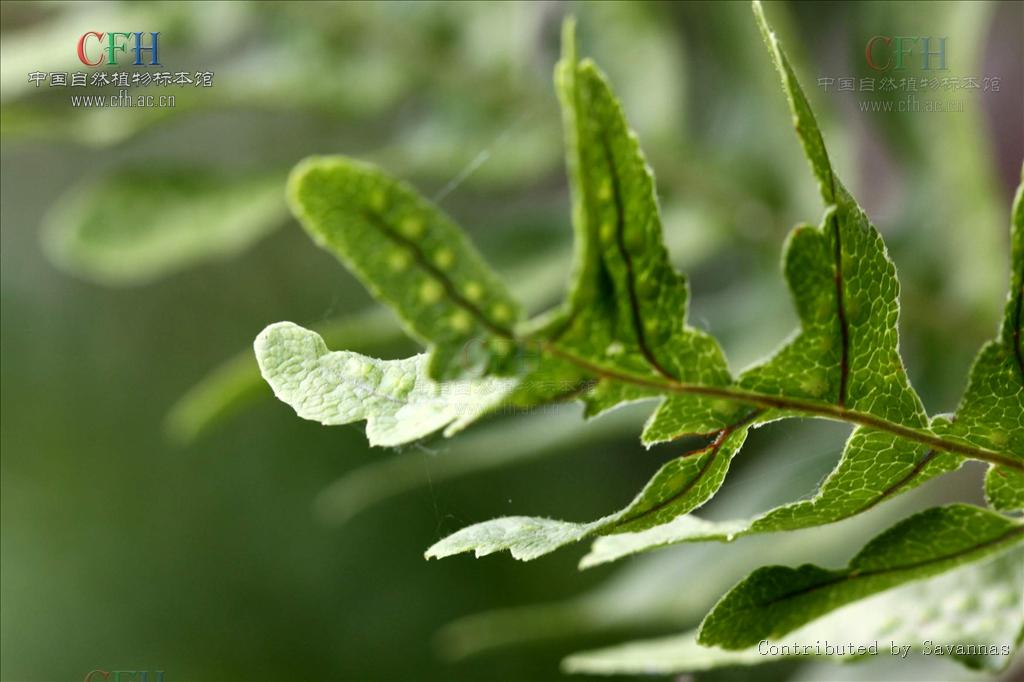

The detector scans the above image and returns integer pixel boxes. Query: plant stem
[540,343,1023,471]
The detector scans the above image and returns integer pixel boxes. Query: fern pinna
[254,2,1022,673]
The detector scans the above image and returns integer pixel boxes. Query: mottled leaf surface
[571,1,1021,567]
[424,18,757,563]
[259,6,1024,666]
[167,308,402,444]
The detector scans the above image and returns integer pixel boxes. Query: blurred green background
[2,2,1021,680]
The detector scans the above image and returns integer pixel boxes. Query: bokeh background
[2,2,1022,681]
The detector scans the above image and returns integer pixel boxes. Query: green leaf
[172,183,730,445]
[565,544,1024,675]
[680,1,926,425]
[438,429,921,661]
[246,7,1024,676]
[43,168,287,286]
[286,156,523,380]
[422,17,752,563]
[254,322,514,447]
[744,0,924,418]
[940,169,1024,511]
[166,238,594,444]
[573,0,999,567]
[543,18,732,416]
[581,417,963,568]
[696,504,1024,650]
[422,9,1019,565]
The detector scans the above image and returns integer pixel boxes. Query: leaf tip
[286,155,332,221]
[560,15,577,62]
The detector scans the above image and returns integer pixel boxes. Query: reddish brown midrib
[608,410,763,531]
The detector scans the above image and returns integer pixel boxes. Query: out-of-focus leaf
[43,168,288,285]
[313,403,645,527]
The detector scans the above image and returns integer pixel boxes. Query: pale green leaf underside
[286,156,523,380]
[166,308,402,444]
[436,433,937,662]
[696,504,1024,650]
[425,421,753,561]
[43,168,287,286]
[254,322,514,447]
[566,544,1024,675]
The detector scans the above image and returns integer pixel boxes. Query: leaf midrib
[596,129,676,382]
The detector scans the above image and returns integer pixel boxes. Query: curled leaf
[254,322,514,447]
